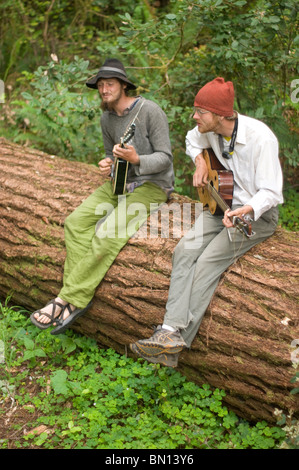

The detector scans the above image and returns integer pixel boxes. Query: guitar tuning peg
[243,214,253,223]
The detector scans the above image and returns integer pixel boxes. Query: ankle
[162,324,177,332]
[56,297,68,305]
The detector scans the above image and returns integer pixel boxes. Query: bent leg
[59,182,167,308]
[180,207,279,347]
[31,182,117,326]
[62,181,118,280]
[163,210,224,330]
[131,207,279,363]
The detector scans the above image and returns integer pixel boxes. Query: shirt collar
[109,96,142,116]
[235,113,246,145]
[211,113,247,145]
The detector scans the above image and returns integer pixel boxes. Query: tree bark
[0,138,298,423]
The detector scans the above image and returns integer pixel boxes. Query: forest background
[0,0,298,231]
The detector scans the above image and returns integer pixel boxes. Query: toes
[35,313,49,324]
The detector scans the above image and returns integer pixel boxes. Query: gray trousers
[163,206,279,347]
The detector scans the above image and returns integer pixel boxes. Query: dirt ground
[0,377,44,449]
[0,401,41,448]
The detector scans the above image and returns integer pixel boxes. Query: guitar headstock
[233,215,255,238]
[120,123,136,147]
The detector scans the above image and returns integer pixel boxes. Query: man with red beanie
[130,77,283,367]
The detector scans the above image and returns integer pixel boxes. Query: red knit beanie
[194,77,234,117]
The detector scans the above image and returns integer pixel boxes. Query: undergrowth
[0,301,289,449]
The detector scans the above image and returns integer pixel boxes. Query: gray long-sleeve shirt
[100,96,174,192]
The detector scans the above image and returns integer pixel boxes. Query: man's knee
[64,209,84,235]
[172,236,201,270]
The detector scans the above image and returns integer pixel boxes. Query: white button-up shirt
[185,113,284,220]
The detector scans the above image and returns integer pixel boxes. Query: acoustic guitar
[197,148,255,238]
[112,123,136,195]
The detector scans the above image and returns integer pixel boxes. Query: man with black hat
[130,77,283,367]
[30,58,174,334]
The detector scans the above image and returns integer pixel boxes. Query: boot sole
[132,340,185,357]
[130,343,178,368]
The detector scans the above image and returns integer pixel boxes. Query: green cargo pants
[163,205,279,347]
[58,181,167,308]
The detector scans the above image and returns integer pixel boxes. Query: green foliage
[290,370,299,395]
[11,57,102,163]
[0,0,130,78]
[275,369,299,449]
[279,189,299,231]
[0,302,288,449]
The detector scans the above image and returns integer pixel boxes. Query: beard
[197,114,222,134]
[100,88,124,111]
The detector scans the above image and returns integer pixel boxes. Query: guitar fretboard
[207,182,229,214]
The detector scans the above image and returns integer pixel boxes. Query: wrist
[242,205,254,216]
[133,153,140,165]
[195,153,204,167]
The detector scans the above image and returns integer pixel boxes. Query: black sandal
[30,299,65,330]
[51,301,92,335]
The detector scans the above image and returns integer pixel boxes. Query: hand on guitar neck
[113,143,140,165]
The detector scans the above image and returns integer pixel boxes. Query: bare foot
[54,303,77,325]
[33,297,68,325]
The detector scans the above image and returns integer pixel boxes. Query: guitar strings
[207,181,229,213]
[121,100,145,144]
[206,181,253,238]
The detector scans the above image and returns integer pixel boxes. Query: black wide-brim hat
[86,58,137,90]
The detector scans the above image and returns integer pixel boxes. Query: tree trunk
[0,138,298,423]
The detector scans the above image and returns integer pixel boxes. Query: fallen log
[0,137,298,423]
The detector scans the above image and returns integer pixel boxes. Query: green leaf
[23,350,36,360]
[51,369,69,395]
[33,348,47,358]
[24,337,34,350]
[165,14,177,20]
[35,432,49,446]
[60,336,77,354]
[21,92,33,100]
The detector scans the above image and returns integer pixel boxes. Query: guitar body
[111,123,136,195]
[197,148,234,215]
[112,158,129,195]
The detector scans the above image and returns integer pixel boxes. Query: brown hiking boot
[130,343,179,368]
[133,325,186,356]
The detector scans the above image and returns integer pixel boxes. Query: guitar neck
[207,181,254,238]
[207,182,230,214]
